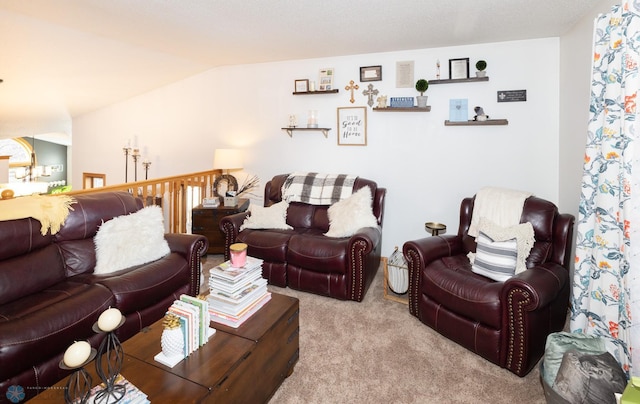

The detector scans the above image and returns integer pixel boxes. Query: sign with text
[497,90,527,102]
[337,107,367,146]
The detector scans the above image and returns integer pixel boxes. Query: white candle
[63,341,91,368]
[98,307,122,332]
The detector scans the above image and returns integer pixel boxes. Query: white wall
[74,38,561,255]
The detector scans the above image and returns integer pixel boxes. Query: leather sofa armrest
[403,235,464,315]
[500,262,568,376]
[164,233,209,295]
[403,235,464,270]
[502,262,568,311]
[348,226,381,253]
[219,211,251,259]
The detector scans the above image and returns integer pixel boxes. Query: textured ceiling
[0,0,606,142]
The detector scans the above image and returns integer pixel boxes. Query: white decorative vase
[161,327,184,358]
[416,96,428,108]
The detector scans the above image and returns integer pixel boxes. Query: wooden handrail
[65,170,220,233]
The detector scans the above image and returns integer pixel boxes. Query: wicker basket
[387,247,408,294]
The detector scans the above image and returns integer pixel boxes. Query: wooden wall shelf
[282,127,331,137]
[292,90,339,95]
[373,107,431,112]
[444,119,508,126]
[429,76,489,85]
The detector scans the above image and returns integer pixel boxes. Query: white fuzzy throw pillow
[324,186,378,238]
[94,205,170,274]
[240,200,293,231]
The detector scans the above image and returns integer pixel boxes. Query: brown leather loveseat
[0,191,207,401]
[220,174,385,302]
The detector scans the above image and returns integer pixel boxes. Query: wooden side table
[192,198,249,254]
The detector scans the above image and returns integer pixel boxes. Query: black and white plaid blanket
[281,172,357,205]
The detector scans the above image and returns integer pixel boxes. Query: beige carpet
[201,255,546,404]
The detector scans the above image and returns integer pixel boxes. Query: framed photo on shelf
[294,79,309,93]
[319,68,334,91]
[449,58,470,80]
[337,106,367,146]
[360,65,382,82]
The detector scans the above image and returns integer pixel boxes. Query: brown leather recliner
[403,195,574,376]
[220,174,386,301]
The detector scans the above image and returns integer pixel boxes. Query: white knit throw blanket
[0,194,75,235]
[467,187,532,237]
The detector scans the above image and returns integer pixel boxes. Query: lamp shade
[213,149,243,170]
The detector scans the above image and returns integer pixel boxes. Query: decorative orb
[1,189,14,199]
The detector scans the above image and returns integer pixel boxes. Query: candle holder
[59,348,97,404]
[92,315,126,403]
[132,149,141,182]
[122,146,132,183]
[142,160,151,180]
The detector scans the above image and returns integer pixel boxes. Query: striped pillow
[471,231,518,281]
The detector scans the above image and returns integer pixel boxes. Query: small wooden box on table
[192,198,249,255]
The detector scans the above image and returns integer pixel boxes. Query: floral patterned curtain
[571,2,640,376]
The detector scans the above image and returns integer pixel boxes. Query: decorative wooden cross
[362,84,379,107]
[345,80,359,104]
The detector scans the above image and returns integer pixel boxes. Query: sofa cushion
[85,253,190,314]
[55,191,142,242]
[237,229,293,262]
[471,231,518,282]
[288,232,349,273]
[0,217,54,261]
[240,201,292,231]
[94,205,170,274]
[324,186,378,238]
[0,281,114,381]
[422,255,503,329]
[0,244,65,306]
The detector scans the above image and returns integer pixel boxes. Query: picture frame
[449,58,470,80]
[319,68,334,91]
[395,60,414,88]
[337,106,367,146]
[294,79,309,93]
[360,65,382,82]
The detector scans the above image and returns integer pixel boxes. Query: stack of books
[154,294,215,367]
[83,374,149,404]
[207,256,271,328]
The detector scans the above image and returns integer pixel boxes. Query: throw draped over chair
[403,194,574,376]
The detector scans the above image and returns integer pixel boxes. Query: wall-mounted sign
[497,90,527,102]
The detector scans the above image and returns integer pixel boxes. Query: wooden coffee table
[29,293,299,403]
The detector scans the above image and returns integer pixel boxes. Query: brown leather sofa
[0,191,208,401]
[220,174,385,301]
[403,195,574,376]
